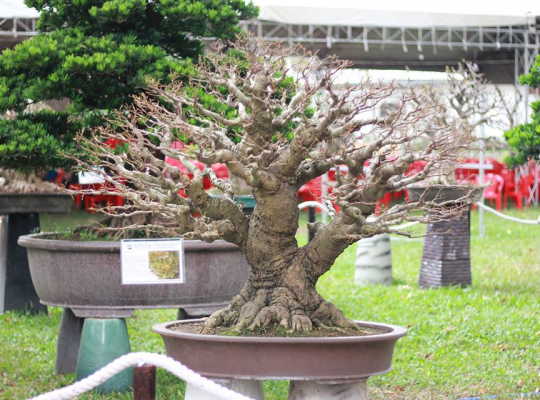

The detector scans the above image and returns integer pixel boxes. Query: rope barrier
[29,352,253,400]
[299,200,540,226]
[475,202,540,225]
[391,221,420,230]
[298,201,329,213]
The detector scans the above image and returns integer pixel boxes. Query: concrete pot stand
[0,193,72,314]
[153,319,407,400]
[407,185,483,288]
[18,234,250,393]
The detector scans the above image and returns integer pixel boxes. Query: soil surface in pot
[169,321,390,338]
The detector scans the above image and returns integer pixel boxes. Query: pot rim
[17,233,238,253]
[406,183,486,190]
[0,192,72,197]
[152,318,407,344]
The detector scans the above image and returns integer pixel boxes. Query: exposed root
[311,301,360,331]
[201,286,357,334]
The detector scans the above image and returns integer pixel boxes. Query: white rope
[391,220,420,230]
[299,202,421,230]
[298,201,329,213]
[475,202,540,225]
[29,352,253,400]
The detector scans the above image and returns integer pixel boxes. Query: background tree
[504,55,540,167]
[0,0,257,171]
[417,62,506,184]
[76,38,476,333]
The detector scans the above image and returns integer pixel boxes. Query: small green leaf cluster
[504,55,540,167]
[0,115,76,170]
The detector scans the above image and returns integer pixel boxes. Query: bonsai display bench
[0,193,72,314]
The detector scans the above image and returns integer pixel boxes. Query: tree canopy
[0,0,257,170]
[504,55,540,167]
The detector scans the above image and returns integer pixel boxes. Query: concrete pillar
[0,213,47,314]
[419,210,471,288]
[55,308,84,374]
[355,234,392,286]
[289,380,368,400]
[185,379,264,400]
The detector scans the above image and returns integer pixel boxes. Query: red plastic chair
[482,173,503,211]
[375,192,392,216]
[455,158,479,182]
[485,158,504,175]
[297,177,323,212]
[84,181,126,213]
[68,183,84,209]
[84,183,105,213]
[519,174,534,208]
[501,169,523,210]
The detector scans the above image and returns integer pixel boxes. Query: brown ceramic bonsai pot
[153,318,407,382]
[18,234,250,318]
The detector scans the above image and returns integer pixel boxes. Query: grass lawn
[1,207,539,399]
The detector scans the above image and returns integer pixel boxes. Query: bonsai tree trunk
[204,183,356,332]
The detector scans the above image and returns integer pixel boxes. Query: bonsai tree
[76,37,476,333]
[417,62,506,184]
[504,55,540,167]
[0,0,257,172]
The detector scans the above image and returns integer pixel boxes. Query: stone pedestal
[419,210,472,288]
[289,381,368,400]
[355,234,392,286]
[185,380,264,400]
[0,213,46,314]
[185,380,369,400]
[0,193,72,314]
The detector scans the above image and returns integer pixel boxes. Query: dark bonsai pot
[406,184,483,204]
[0,193,72,314]
[18,233,250,318]
[153,318,406,399]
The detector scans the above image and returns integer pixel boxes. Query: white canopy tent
[0,0,38,51]
[0,0,38,18]
[253,0,540,27]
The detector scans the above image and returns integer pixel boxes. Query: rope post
[308,206,316,242]
[134,364,157,400]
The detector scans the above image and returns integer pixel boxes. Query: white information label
[121,238,185,285]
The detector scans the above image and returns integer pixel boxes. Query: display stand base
[186,380,264,400]
[419,210,472,288]
[289,380,368,400]
[76,318,132,394]
[0,213,46,314]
